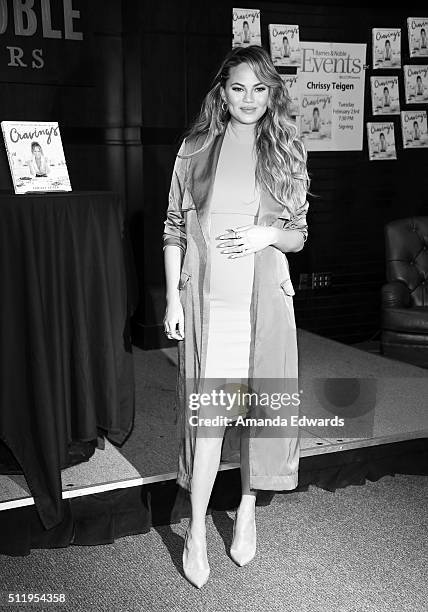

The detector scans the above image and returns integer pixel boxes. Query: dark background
[0,0,427,348]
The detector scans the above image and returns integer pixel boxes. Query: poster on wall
[281,74,300,116]
[296,41,367,151]
[400,110,428,148]
[232,8,261,47]
[403,65,428,103]
[372,28,401,69]
[300,94,332,144]
[370,76,400,115]
[407,18,428,58]
[269,24,301,66]
[366,122,397,161]
[1,121,72,194]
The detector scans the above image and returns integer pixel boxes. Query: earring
[221,100,228,112]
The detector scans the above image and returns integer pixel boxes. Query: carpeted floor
[0,473,426,612]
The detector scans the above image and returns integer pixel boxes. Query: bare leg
[190,427,226,533]
[183,425,226,587]
[239,424,257,501]
[230,425,257,566]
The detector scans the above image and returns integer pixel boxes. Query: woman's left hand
[216,224,277,258]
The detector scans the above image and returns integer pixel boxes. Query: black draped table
[0,191,136,530]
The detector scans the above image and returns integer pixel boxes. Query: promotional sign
[281,74,300,116]
[370,76,400,115]
[366,122,397,161]
[403,64,428,103]
[232,8,261,48]
[269,24,301,67]
[296,41,367,151]
[400,110,428,148]
[407,18,428,58]
[372,28,401,69]
[0,0,88,84]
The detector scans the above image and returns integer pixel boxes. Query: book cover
[400,110,428,148]
[367,122,397,160]
[1,121,72,194]
[269,24,301,66]
[299,94,332,143]
[370,76,400,115]
[281,74,300,116]
[372,28,401,69]
[403,64,428,103]
[232,8,261,48]
[407,17,428,58]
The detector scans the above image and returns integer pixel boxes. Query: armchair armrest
[381,281,411,309]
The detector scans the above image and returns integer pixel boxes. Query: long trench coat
[163,124,309,492]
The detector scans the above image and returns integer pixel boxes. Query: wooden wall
[1,0,427,349]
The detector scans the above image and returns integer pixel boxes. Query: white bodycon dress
[203,120,260,419]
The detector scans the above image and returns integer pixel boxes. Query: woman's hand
[216,225,278,258]
[163,294,184,340]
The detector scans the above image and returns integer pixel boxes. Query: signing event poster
[401,110,428,148]
[370,76,400,115]
[407,18,428,58]
[296,41,367,151]
[232,8,261,47]
[403,64,428,103]
[372,28,401,69]
[1,121,72,194]
[269,24,301,67]
[367,122,397,161]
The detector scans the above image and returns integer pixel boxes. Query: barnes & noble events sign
[0,0,88,83]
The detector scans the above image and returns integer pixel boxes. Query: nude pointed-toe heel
[230,510,257,567]
[182,528,210,588]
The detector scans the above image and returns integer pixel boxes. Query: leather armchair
[381,217,428,368]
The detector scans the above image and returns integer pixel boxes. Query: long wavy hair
[180,45,310,212]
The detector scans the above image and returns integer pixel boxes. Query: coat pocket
[178,271,192,290]
[280,278,295,297]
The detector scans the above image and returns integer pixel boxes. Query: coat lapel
[187,124,291,244]
[188,130,226,246]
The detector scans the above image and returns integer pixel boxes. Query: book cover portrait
[370,76,400,115]
[269,24,301,67]
[372,28,401,69]
[367,122,397,160]
[401,110,428,148]
[403,65,428,103]
[232,8,261,48]
[407,18,428,58]
[1,121,72,194]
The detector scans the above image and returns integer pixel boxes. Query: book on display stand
[1,121,72,194]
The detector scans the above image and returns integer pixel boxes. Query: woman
[241,20,252,45]
[413,120,421,141]
[379,132,387,153]
[29,142,50,177]
[163,45,309,588]
[383,39,392,62]
[382,87,391,109]
[282,35,290,58]
[311,107,321,132]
